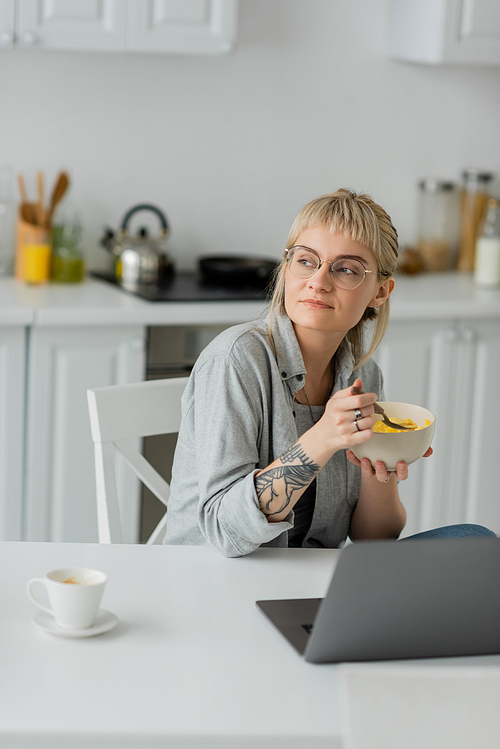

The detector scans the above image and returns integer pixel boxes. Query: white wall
[1,0,500,271]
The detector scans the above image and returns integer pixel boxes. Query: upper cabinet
[388,0,500,65]
[0,0,238,54]
[127,0,237,54]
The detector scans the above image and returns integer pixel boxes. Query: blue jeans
[403,523,497,540]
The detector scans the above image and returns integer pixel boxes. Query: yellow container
[24,243,52,284]
[15,208,52,281]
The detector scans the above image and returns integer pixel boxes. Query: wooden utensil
[36,171,45,226]
[17,173,28,203]
[46,171,69,226]
[17,173,38,224]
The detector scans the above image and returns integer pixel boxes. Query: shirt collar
[332,337,355,393]
[269,313,306,396]
[269,313,355,397]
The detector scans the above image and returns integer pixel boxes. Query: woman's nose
[308,262,333,291]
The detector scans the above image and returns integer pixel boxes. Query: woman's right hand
[319,377,377,454]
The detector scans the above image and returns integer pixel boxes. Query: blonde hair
[268,188,398,368]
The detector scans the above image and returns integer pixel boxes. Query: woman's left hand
[346,447,433,483]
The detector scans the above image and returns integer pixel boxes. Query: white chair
[87,377,189,544]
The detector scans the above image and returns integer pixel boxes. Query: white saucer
[32,608,118,638]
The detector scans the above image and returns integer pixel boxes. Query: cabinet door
[126,0,238,54]
[461,319,500,531]
[443,0,500,64]
[374,319,456,536]
[24,326,145,543]
[17,0,127,51]
[0,0,15,48]
[0,327,26,540]
[389,0,500,65]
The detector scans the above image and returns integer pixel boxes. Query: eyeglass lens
[287,246,367,289]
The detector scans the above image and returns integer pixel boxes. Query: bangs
[287,194,381,256]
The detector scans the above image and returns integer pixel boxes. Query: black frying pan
[198,256,278,288]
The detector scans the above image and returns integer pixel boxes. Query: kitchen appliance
[91,269,273,301]
[141,323,233,541]
[100,204,174,291]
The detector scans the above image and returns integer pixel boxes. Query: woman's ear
[368,277,395,309]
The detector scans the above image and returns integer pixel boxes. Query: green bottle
[51,208,85,283]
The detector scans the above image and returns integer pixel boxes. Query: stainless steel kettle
[100,204,174,290]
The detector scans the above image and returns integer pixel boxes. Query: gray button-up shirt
[164,313,384,557]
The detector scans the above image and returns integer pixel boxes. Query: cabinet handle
[443,327,458,343]
[461,326,476,344]
[22,30,39,46]
[0,30,14,47]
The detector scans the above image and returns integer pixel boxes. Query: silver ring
[355,421,361,432]
[354,409,362,420]
[384,476,391,483]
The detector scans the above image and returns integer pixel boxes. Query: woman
[164,189,494,556]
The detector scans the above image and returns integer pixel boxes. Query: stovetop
[91,271,271,302]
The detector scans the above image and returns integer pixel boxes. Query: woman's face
[284,226,393,340]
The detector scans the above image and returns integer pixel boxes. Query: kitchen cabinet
[388,0,500,65]
[24,325,145,544]
[127,0,238,55]
[0,0,238,54]
[4,277,265,544]
[375,316,500,535]
[0,326,26,541]
[1,275,499,544]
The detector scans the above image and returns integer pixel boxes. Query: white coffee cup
[26,567,107,630]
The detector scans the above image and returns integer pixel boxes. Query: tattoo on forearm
[256,443,320,517]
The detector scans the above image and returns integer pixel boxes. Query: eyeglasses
[285,245,374,290]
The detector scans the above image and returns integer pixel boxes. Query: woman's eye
[335,266,355,275]
[296,255,315,268]
[334,264,361,276]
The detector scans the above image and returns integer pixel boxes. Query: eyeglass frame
[284,245,376,290]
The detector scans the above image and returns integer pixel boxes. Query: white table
[1,543,344,748]
[2,543,500,749]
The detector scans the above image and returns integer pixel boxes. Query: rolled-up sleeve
[193,353,292,557]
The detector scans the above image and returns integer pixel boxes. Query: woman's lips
[301,298,333,309]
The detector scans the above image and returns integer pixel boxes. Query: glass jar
[474,198,500,287]
[416,178,459,272]
[0,165,16,276]
[51,204,84,283]
[457,168,494,272]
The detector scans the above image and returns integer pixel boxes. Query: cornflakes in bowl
[351,402,435,471]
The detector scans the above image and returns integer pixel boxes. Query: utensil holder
[15,207,52,282]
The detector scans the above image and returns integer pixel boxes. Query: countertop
[1,272,500,327]
[0,276,267,327]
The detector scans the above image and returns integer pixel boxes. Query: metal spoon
[373,402,413,430]
[351,386,413,430]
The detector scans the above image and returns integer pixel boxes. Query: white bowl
[351,401,436,472]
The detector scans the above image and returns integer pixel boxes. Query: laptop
[256,536,500,663]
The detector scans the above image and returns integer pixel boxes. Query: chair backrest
[87,377,189,544]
